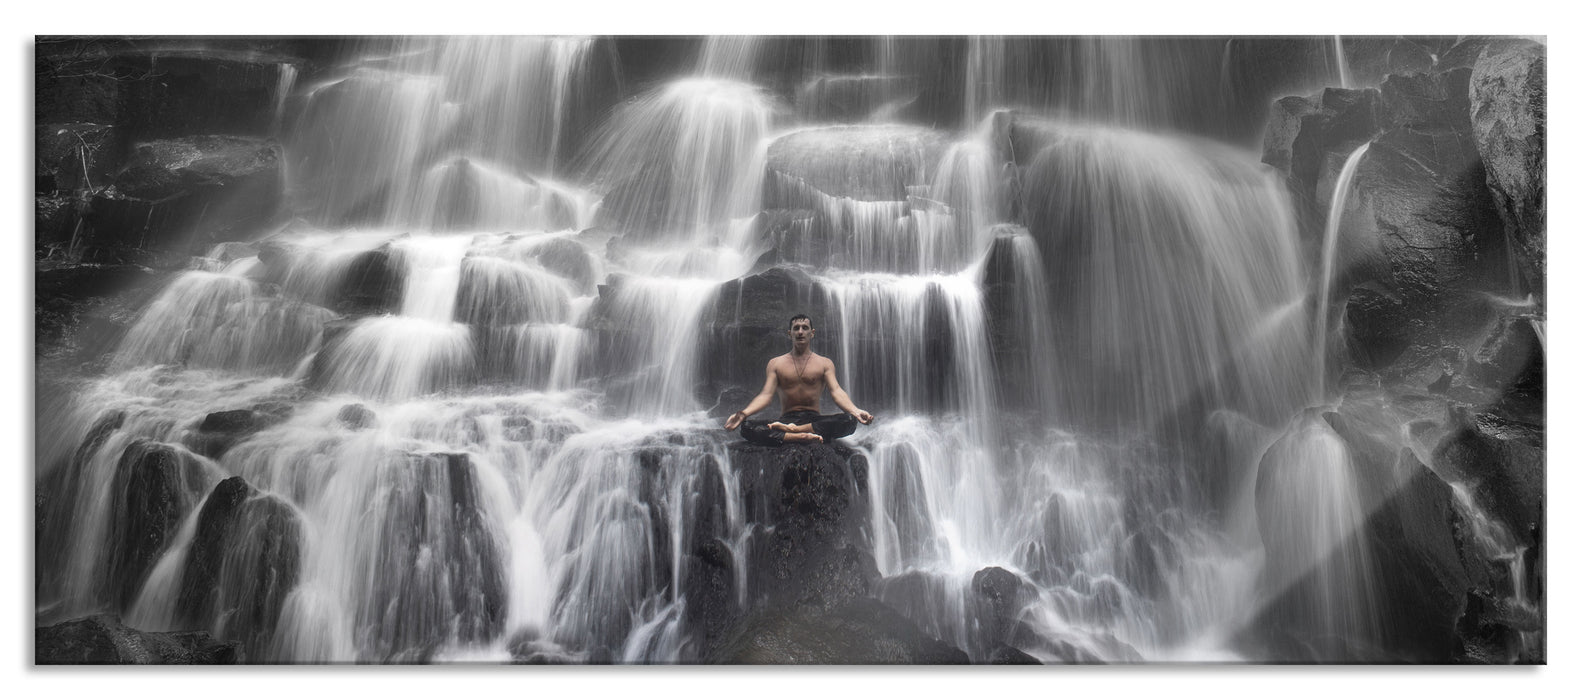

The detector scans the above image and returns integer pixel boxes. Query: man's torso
[773,352,831,413]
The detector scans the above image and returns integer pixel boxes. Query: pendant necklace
[793,352,810,379]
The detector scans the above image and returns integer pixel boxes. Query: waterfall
[39,36,1467,664]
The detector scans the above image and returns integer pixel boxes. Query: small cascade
[272,63,298,134]
[1333,36,1352,89]
[698,36,760,80]
[1252,412,1380,659]
[314,316,474,401]
[111,271,331,374]
[581,78,773,244]
[1313,141,1371,395]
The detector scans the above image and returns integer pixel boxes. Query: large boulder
[361,452,508,660]
[103,440,212,610]
[334,245,406,315]
[1349,119,1506,309]
[186,405,293,459]
[766,125,949,204]
[709,597,969,664]
[1261,87,1382,206]
[36,614,241,664]
[1431,406,1544,545]
[174,477,303,660]
[86,136,285,253]
[1470,40,1546,296]
[1380,68,1471,131]
[730,442,875,611]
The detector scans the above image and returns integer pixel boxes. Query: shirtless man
[723,314,874,445]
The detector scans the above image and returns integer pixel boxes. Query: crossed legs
[740,410,859,446]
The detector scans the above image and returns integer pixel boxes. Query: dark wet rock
[766,125,949,203]
[37,122,118,193]
[1351,122,1506,308]
[1261,87,1382,205]
[1470,312,1545,422]
[1385,38,1436,76]
[1380,68,1471,130]
[1342,282,1413,371]
[989,645,1042,664]
[175,477,303,659]
[335,245,405,315]
[363,453,507,660]
[36,410,129,594]
[795,74,921,123]
[749,208,827,270]
[709,597,968,664]
[699,266,832,397]
[730,442,874,611]
[36,614,241,664]
[531,237,596,294]
[1471,40,1546,295]
[34,263,162,363]
[85,136,285,253]
[977,227,1054,410]
[200,409,261,433]
[1432,406,1544,542]
[189,405,292,459]
[35,193,85,251]
[972,567,1022,612]
[104,440,211,610]
[337,403,377,430]
[1454,588,1543,664]
[972,566,1032,651]
[683,540,740,654]
[1323,411,1477,661]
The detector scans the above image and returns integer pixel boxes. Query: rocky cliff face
[1250,36,1545,663]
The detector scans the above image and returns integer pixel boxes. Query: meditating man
[723,314,875,445]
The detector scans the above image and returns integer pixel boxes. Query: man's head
[787,314,814,350]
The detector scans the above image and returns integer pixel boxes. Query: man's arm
[824,363,874,424]
[725,360,779,430]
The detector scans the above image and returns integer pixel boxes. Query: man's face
[788,319,814,348]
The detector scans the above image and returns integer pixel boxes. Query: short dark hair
[788,314,812,330]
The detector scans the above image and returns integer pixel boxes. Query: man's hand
[853,409,874,425]
[724,411,746,430]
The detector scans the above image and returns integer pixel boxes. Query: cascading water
[1314,141,1371,394]
[39,36,1466,664]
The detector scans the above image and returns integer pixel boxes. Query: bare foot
[782,432,823,443]
[769,422,815,433]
